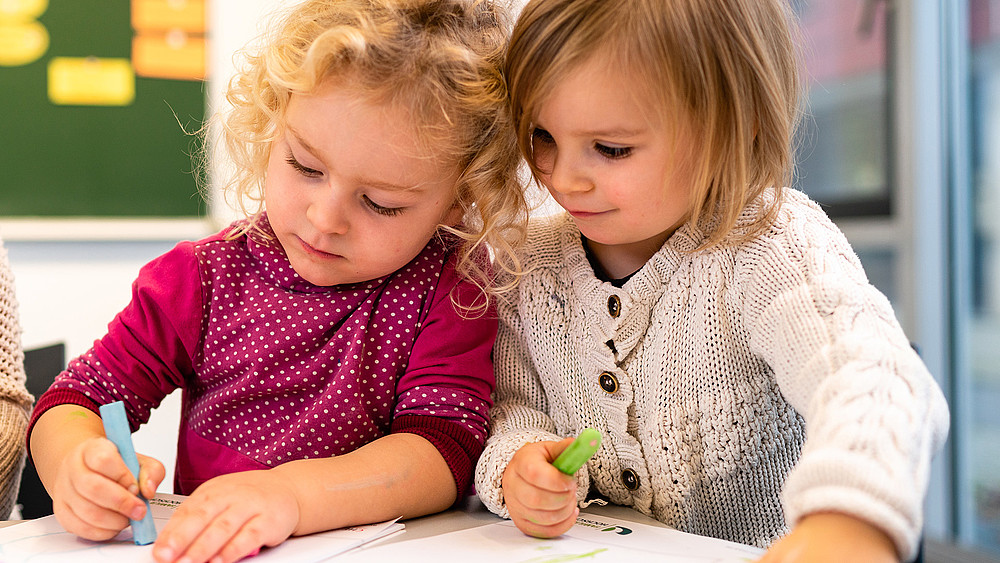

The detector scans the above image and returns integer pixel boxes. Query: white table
[0,496,671,545]
[390,494,669,544]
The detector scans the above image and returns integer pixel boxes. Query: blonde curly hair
[216,0,527,308]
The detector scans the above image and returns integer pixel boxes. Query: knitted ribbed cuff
[25,387,100,461]
[391,414,484,499]
[0,398,28,519]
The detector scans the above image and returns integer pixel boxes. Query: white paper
[0,494,404,563]
[338,513,764,563]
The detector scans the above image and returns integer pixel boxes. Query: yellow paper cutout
[0,20,47,65]
[131,0,205,33]
[132,30,206,80]
[0,0,48,22]
[48,57,135,106]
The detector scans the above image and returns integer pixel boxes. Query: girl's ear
[442,201,465,226]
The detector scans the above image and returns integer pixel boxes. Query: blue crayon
[99,401,158,545]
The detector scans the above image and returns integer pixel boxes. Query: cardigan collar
[558,212,707,301]
[553,212,709,363]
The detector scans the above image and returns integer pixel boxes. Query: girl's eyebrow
[535,121,645,139]
[286,126,322,158]
[572,126,645,138]
[286,126,425,193]
[360,178,426,193]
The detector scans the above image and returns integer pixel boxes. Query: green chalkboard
[0,0,207,217]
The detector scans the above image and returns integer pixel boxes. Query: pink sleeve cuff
[26,388,101,460]
[391,414,484,498]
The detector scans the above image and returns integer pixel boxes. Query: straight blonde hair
[506,0,803,248]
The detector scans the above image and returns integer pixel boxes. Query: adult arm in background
[0,239,33,519]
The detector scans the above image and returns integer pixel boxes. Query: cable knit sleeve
[474,224,592,517]
[0,238,32,519]
[741,193,949,561]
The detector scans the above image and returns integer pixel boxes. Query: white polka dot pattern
[47,222,493,475]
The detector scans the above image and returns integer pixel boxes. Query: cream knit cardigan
[0,238,32,519]
[474,189,949,560]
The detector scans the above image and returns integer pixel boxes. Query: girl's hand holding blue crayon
[501,437,581,539]
[35,405,164,542]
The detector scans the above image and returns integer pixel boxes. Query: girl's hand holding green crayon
[502,437,580,539]
[151,469,300,563]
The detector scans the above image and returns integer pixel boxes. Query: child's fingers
[54,496,131,541]
[82,438,140,493]
[504,475,577,527]
[512,506,580,539]
[48,440,136,541]
[136,453,166,498]
[546,437,577,460]
[154,503,255,563]
[511,440,577,495]
[68,467,148,522]
[515,497,577,528]
[73,439,148,519]
[153,500,227,562]
[507,470,574,511]
[212,516,270,563]
[503,439,582,539]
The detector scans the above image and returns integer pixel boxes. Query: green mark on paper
[520,548,608,562]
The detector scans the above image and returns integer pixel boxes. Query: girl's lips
[298,236,341,258]
[567,209,607,219]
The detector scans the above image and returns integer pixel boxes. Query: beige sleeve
[0,239,33,519]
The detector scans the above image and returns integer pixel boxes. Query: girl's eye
[595,143,632,159]
[531,127,555,146]
[363,195,403,217]
[285,153,322,178]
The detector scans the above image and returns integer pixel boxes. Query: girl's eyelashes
[531,127,555,145]
[285,152,322,178]
[531,127,633,159]
[284,149,403,216]
[595,143,632,159]
[362,195,403,217]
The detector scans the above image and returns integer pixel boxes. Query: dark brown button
[622,468,639,491]
[599,371,618,394]
[607,295,621,317]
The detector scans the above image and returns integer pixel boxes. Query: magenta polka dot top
[30,220,497,495]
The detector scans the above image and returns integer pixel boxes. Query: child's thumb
[135,453,166,498]
[544,436,577,463]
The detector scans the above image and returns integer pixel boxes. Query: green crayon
[552,428,602,475]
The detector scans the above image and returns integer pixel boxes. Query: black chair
[15,342,64,519]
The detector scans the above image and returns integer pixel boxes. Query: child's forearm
[274,432,457,535]
[29,404,105,492]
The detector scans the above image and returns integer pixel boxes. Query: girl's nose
[545,153,592,195]
[306,189,350,235]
